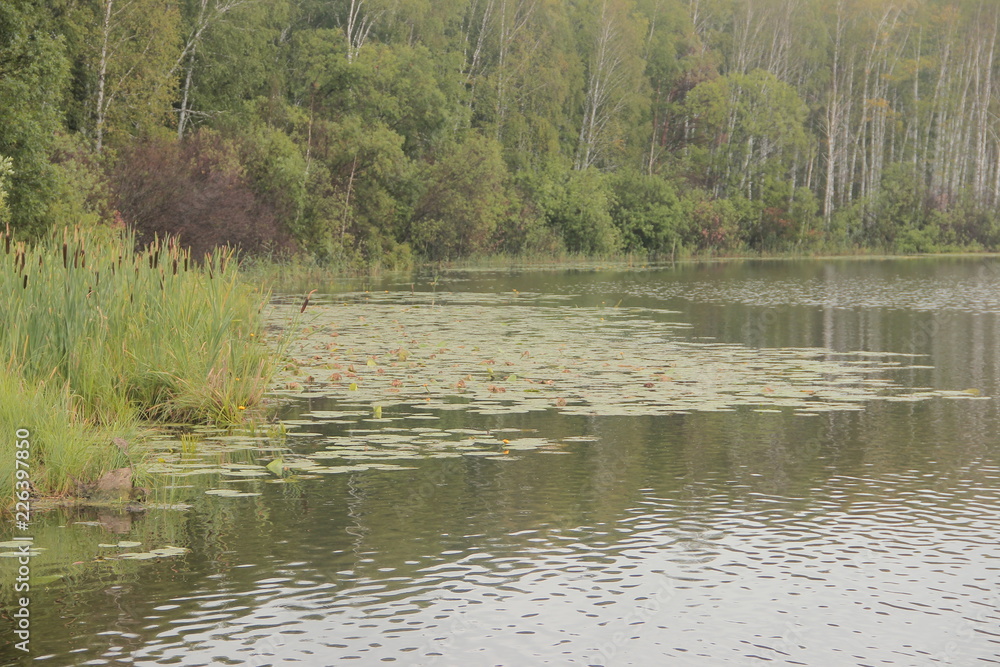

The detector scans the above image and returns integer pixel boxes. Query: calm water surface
[3,257,1000,666]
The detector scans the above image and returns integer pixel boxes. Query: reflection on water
[3,258,1000,666]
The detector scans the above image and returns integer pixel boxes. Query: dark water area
[2,257,999,665]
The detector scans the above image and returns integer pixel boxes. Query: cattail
[62,243,67,268]
[81,249,86,268]
[184,256,189,272]
[73,248,79,269]
[300,289,316,313]
[95,271,100,285]
[172,258,177,276]
[4,234,9,255]
[22,274,27,289]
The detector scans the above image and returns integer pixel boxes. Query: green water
[3,257,1000,666]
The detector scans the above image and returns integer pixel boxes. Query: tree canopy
[6,0,1000,261]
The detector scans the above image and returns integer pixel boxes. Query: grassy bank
[0,227,276,507]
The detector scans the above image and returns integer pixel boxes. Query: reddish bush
[110,130,293,259]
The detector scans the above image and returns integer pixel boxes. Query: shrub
[523,163,620,255]
[110,130,292,259]
[608,169,682,254]
[411,134,511,260]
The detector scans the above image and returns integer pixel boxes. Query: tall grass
[0,226,276,504]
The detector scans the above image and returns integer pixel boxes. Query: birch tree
[174,0,266,139]
[575,0,646,169]
[93,0,180,152]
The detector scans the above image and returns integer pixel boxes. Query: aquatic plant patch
[136,289,986,496]
[0,226,277,505]
[266,291,977,419]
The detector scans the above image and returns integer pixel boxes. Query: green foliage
[0,227,276,500]
[0,366,131,503]
[350,43,464,158]
[90,0,182,150]
[300,115,411,266]
[743,176,821,251]
[0,154,12,226]
[0,0,70,236]
[0,227,275,425]
[48,133,111,230]
[682,189,741,251]
[412,134,511,260]
[225,100,310,232]
[684,69,807,199]
[608,169,682,253]
[6,0,1000,261]
[528,164,620,254]
[179,0,292,128]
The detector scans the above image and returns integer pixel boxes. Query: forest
[3,0,1000,266]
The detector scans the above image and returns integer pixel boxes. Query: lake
[3,257,1000,666]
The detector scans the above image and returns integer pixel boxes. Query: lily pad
[205,489,262,497]
[266,458,285,476]
[113,545,189,560]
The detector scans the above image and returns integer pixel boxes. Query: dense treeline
[4,0,1000,265]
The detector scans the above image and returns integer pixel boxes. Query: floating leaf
[266,293,981,443]
[205,489,262,497]
[266,458,285,476]
[113,545,189,560]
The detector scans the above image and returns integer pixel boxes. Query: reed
[0,226,276,503]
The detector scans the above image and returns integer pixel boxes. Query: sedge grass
[0,226,277,505]
[0,366,133,503]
